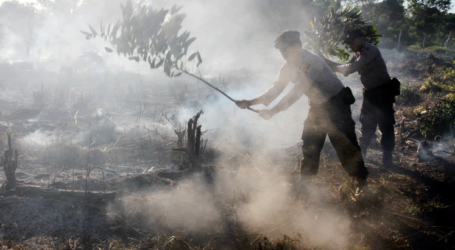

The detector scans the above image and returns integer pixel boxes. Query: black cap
[274,30,302,50]
[343,29,364,44]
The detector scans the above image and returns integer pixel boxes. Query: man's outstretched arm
[321,55,348,75]
[259,74,308,120]
[236,64,292,109]
[322,50,378,76]
[236,79,288,108]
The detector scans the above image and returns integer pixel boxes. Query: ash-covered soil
[0,49,455,250]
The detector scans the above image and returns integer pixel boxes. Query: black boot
[382,151,393,168]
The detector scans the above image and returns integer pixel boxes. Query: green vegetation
[425,46,451,53]
[407,63,455,138]
[420,66,455,93]
[361,0,454,49]
[396,83,421,106]
[305,7,381,60]
[418,94,455,138]
[406,205,423,215]
[81,0,202,77]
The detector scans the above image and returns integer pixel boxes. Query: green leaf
[111,21,121,40]
[176,52,185,60]
[170,5,183,14]
[179,31,190,43]
[156,58,164,68]
[100,22,105,37]
[128,56,140,62]
[196,52,202,67]
[80,30,92,36]
[183,37,196,49]
[107,23,111,36]
[148,57,156,68]
[188,52,198,61]
[88,25,98,37]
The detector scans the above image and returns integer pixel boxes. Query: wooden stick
[182,70,258,113]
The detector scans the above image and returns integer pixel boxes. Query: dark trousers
[359,85,396,152]
[300,90,368,179]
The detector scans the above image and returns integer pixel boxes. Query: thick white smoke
[2,0,353,247]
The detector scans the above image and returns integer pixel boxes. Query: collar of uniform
[360,43,370,53]
[301,49,311,60]
[286,49,306,68]
[292,49,309,67]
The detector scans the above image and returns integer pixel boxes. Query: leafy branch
[82,0,257,113]
[304,6,382,61]
[81,1,201,77]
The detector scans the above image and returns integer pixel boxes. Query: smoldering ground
[0,0,383,248]
[106,163,352,249]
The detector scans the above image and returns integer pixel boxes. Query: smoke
[1,0,354,247]
[107,162,351,248]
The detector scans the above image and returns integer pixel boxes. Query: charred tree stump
[173,110,205,169]
[195,125,202,156]
[174,128,187,166]
[174,128,186,148]
[2,134,18,191]
[187,119,195,152]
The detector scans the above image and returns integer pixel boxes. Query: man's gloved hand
[258,109,276,120]
[235,100,252,109]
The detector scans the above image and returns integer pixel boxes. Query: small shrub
[407,44,421,50]
[418,94,455,138]
[426,45,449,54]
[420,66,455,94]
[420,81,444,93]
[396,84,421,106]
[406,205,423,215]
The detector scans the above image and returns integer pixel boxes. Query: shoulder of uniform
[279,62,292,75]
[301,49,312,60]
[302,49,322,63]
[361,43,378,54]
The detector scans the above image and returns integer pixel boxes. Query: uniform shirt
[337,43,390,90]
[257,49,344,111]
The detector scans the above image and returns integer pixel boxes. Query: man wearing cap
[323,29,395,167]
[235,30,368,193]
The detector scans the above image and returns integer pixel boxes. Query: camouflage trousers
[359,84,396,152]
[300,90,368,179]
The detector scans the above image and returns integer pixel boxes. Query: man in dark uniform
[236,30,369,193]
[323,29,395,167]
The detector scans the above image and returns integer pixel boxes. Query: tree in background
[304,6,381,60]
[362,0,405,43]
[0,2,42,59]
[408,0,446,48]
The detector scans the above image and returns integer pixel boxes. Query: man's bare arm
[259,76,307,120]
[321,55,345,74]
[236,79,288,109]
[324,48,379,76]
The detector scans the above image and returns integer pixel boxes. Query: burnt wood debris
[2,134,18,191]
[173,110,206,169]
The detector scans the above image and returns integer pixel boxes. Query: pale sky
[0,0,454,14]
